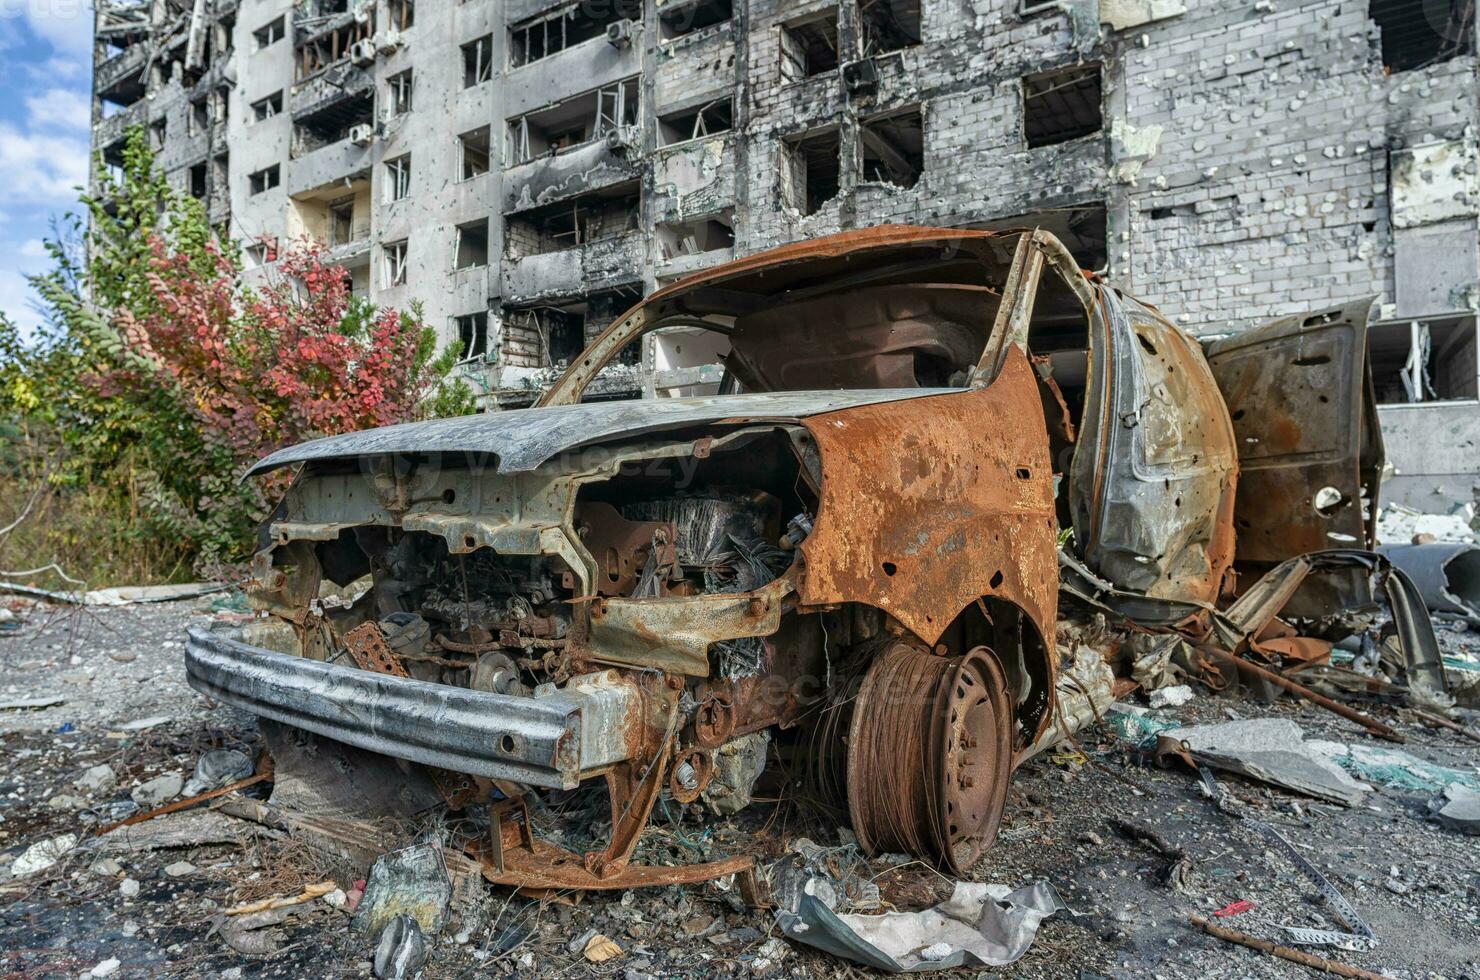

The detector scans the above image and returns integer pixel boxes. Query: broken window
[189,162,208,199]
[387,69,413,115]
[329,198,360,246]
[504,183,641,256]
[385,155,411,202]
[779,14,839,82]
[456,311,489,360]
[1022,63,1102,148]
[245,239,276,268]
[212,154,229,197]
[387,0,414,31]
[507,79,639,164]
[249,164,279,195]
[295,20,372,81]
[781,128,841,215]
[463,34,494,87]
[291,91,373,157]
[252,91,283,121]
[659,0,733,40]
[860,107,923,188]
[1368,314,1479,402]
[656,212,735,259]
[383,239,408,287]
[658,99,733,145]
[1370,0,1475,72]
[459,127,491,180]
[454,219,490,269]
[189,98,209,135]
[857,0,921,56]
[213,86,230,125]
[502,306,587,367]
[510,1,640,68]
[148,117,167,151]
[254,16,285,48]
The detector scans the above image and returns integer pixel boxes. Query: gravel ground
[2,598,1478,979]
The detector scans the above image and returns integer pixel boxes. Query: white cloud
[0,262,45,337]
[0,121,87,205]
[19,238,46,257]
[26,87,88,130]
[0,0,93,57]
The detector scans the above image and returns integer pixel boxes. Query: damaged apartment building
[91,0,1480,509]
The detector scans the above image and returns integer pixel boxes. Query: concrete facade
[91,0,1480,508]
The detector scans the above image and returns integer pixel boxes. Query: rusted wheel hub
[845,643,1011,875]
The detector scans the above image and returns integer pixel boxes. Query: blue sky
[0,1,94,337]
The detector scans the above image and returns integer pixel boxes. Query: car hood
[247,388,960,476]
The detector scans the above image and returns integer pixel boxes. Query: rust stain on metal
[798,346,1057,650]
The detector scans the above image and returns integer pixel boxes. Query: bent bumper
[184,626,634,789]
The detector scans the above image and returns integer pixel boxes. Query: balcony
[94,44,147,102]
[501,232,644,304]
[92,101,149,150]
[503,139,640,214]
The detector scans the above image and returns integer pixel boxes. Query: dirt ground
[2,597,1478,979]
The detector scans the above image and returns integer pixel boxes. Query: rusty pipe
[1199,646,1405,743]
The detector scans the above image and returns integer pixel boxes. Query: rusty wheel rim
[846,642,1010,875]
[936,647,1010,873]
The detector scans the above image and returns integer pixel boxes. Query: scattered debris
[582,933,623,963]
[778,879,1068,972]
[163,860,196,877]
[1213,899,1254,918]
[226,881,338,916]
[1190,915,1386,980]
[1376,503,1475,546]
[1163,719,1372,806]
[0,694,65,711]
[182,748,254,796]
[129,773,183,808]
[11,833,77,876]
[1149,684,1194,709]
[353,843,452,938]
[1309,739,1480,794]
[1433,783,1480,834]
[74,763,116,792]
[374,914,428,979]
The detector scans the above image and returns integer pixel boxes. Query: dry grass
[0,464,193,591]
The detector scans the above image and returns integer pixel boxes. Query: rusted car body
[186,225,1386,889]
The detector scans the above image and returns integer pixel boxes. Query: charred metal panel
[798,347,1058,651]
[1204,300,1381,564]
[584,571,792,676]
[248,389,950,477]
[503,141,641,214]
[1072,290,1238,605]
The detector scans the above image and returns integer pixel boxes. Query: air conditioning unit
[604,125,637,152]
[349,39,376,65]
[843,58,879,95]
[376,29,402,54]
[348,123,375,145]
[606,19,635,48]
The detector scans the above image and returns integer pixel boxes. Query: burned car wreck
[185,225,1438,894]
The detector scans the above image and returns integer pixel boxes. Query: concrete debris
[118,715,172,732]
[0,695,66,711]
[373,915,428,979]
[1150,685,1195,709]
[777,880,1069,972]
[163,861,196,877]
[11,834,77,876]
[1433,783,1480,833]
[119,877,140,898]
[129,773,183,808]
[90,857,123,877]
[74,763,117,792]
[182,748,253,797]
[88,957,121,978]
[1164,719,1372,806]
[219,906,294,956]
[1027,646,1118,758]
[1376,504,1476,546]
[352,843,452,938]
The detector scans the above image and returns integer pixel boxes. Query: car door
[1202,299,1384,608]
[1069,288,1239,607]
